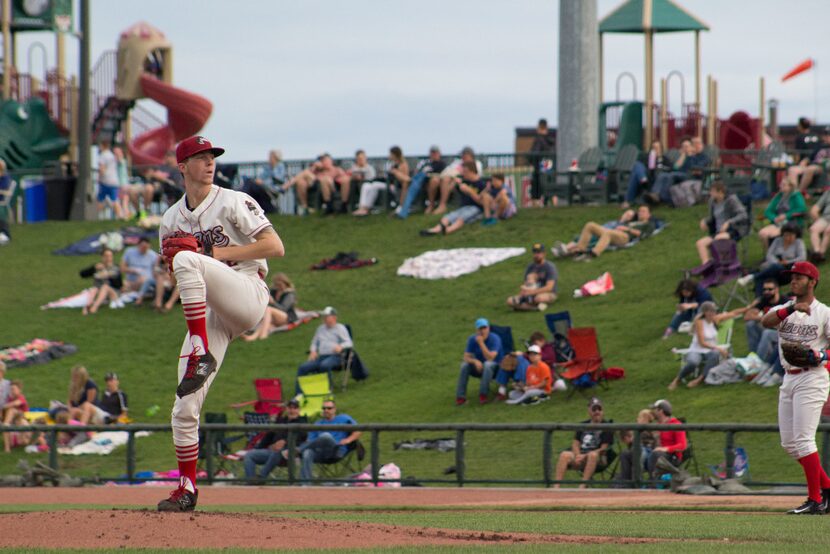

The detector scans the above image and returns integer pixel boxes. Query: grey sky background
[13,0,830,161]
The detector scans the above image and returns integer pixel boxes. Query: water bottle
[145,404,160,417]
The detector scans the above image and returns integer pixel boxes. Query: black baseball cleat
[787,498,825,515]
[823,489,830,514]
[176,350,217,398]
[157,485,198,512]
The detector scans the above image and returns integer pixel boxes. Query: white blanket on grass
[397,247,526,280]
[58,431,151,456]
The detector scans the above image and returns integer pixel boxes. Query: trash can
[23,179,46,223]
[45,176,76,220]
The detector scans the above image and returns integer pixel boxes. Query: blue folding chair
[489,324,515,356]
[545,311,572,338]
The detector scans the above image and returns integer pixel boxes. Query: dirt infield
[0,487,800,550]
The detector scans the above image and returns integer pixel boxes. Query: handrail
[6,422,828,490]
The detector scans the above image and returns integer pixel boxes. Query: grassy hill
[0,204,808,485]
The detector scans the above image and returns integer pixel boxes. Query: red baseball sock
[797,452,826,502]
[182,302,209,353]
[175,443,199,492]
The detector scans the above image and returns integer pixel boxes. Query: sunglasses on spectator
[762,288,776,292]
[322,405,335,410]
[591,406,603,412]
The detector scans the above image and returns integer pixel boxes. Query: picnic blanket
[58,431,151,456]
[53,226,157,256]
[311,252,379,270]
[397,247,526,280]
[0,339,77,368]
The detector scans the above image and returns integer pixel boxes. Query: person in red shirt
[647,399,687,479]
[506,345,552,405]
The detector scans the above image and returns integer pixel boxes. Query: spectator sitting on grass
[662,278,714,339]
[80,248,123,315]
[495,330,553,399]
[67,366,101,424]
[0,361,9,406]
[2,380,29,451]
[243,398,308,482]
[242,272,298,341]
[3,410,33,452]
[505,345,552,405]
[289,400,361,483]
[481,173,517,226]
[554,397,614,489]
[396,145,447,218]
[349,149,382,216]
[242,149,286,214]
[695,180,750,264]
[431,147,483,215]
[96,372,129,424]
[667,302,744,390]
[506,243,558,312]
[282,153,347,216]
[456,318,502,406]
[758,176,806,252]
[551,205,655,261]
[737,222,806,295]
[647,399,687,481]
[419,161,485,236]
[615,408,658,484]
[295,307,352,394]
[151,256,180,313]
[120,237,159,306]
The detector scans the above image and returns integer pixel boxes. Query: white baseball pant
[170,251,269,446]
[778,369,830,459]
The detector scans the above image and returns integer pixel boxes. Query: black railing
[5,422,828,490]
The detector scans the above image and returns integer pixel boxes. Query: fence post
[542,430,553,487]
[205,429,214,484]
[822,430,830,474]
[126,431,136,483]
[371,430,380,486]
[286,430,296,484]
[632,430,642,489]
[724,431,736,479]
[455,430,465,487]
[48,429,58,470]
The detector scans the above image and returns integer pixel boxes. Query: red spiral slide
[128,73,213,166]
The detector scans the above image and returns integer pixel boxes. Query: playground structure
[598,0,768,164]
[1,10,212,172]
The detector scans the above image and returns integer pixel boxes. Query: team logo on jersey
[245,200,260,216]
[194,226,230,249]
[780,321,819,342]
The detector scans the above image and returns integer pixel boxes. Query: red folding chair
[556,327,606,396]
[230,378,285,417]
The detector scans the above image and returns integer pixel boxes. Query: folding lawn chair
[198,412,244,476]
[671,318,734,377]
[296,372,333,419]
[221,411,274,465]
[489,324,515,355]
[230,378,285,417]
[315,440,367,481]
[556,327,606,397]
[687,239,749,310]
[544,311,573,338]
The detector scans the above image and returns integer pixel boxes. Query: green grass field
[0,204,809,485]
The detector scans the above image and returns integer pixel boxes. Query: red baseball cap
[175,136,225,164]
[785,261,820,282]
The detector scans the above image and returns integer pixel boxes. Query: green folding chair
[296,372,333,419]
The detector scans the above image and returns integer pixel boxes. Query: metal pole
[724,431,735,479]
[694,30,701,122]
[598,33,603,104]
[822,430,829,474]
[455,430,465,487]
[542,430,553,487]
[370,430,380,486]
[48,430,58,470]
[71,0,92,221]
[758,77,765,148]
[644,30,654,149]
[2,0,10,99]
[287,430,297,483]
[632,430,642,489]
[205,430,214,484]
[660,78,668,148]
[126,431,136,483]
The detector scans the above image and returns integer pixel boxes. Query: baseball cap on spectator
[475,318,489,329]
[429,145,441,153]
[527,345,541,354]
[531,243,545,253]
[104,372,118,381]
[175,136,225,164]
[651,399,672,415]
[321,306,337,316]
[784,261,820,283]
[287,398,300,408]
[460,146,474,156]
[588,397,603,409]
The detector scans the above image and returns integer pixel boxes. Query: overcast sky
[12,0,830,161]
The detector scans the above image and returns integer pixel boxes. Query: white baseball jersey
[774,298,830,371]
[159,185,273,278]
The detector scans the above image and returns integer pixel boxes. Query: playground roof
[600,0,709,34]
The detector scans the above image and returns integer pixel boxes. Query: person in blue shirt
[120,237,159,305]
[662,278,713,339]
[456,318,502,406]
[292,400,361,482]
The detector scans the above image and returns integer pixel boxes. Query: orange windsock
[782,59,814,82]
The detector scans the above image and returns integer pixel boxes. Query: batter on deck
[762,261,830,515]
[156,136,284,512]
